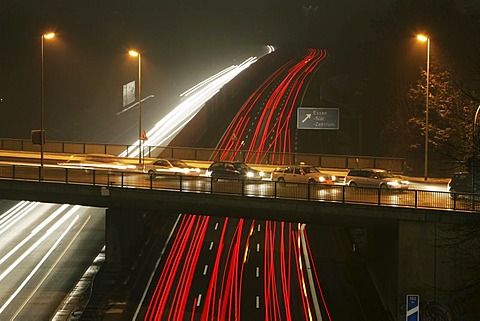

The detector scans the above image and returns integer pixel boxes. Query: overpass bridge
[1,155,479,319]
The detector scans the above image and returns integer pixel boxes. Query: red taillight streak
[217,219,243,320]
[291,230,311,320]
[170,215,209,320]
[237,220,255,319]
[279,222,292,321]
[191,297,197,321]
[145,215,195,320]
[264,221,283,321]
[145,214,186,320]
[201,218,229,321]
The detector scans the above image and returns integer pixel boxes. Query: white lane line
[214,223,219,230]
[197,294,202,307]
[256,267,259,278]
[257,224,261,232]
[209,242,214,250]
[256,296,260,309]
[257,243,260,252]
[203,265,208,275]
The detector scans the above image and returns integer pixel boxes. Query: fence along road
[0,150,477,215]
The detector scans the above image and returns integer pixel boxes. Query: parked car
[345,168,409,189]
[205,161,265,180]
[271,164,336,185]
[143,158,201,178]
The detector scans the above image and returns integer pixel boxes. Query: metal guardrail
[0,163,478,213]
[0,138,406,172]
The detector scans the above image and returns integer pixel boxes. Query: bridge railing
[0,163,477,213]
[0,138,406,172]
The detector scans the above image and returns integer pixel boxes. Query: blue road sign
[406,294,420,321]
[297,107,339,129]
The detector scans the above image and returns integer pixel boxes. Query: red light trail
[144,48,332,320]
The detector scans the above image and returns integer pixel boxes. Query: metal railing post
[274,181,277,198]
[92,170,96,186]
[65,168,68,183]
[179,175,183,192]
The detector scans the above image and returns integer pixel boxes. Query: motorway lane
[0,200,105,320]
[136,216,328,320]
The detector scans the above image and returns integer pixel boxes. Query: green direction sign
[297,107,339,130]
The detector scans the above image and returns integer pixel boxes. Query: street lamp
[129,50,142,164]
[472,105,480,193]
[417,34,431,181]
[40,32,55,178]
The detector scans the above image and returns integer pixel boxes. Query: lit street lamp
[129,50,143,164]
[417,34,431,181]
[40,32,55,178]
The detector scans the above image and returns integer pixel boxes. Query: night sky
[2,0,468,145]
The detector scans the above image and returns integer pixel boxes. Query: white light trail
[0,201,40,237]
[119,57,258,158]
[0,205,81,283]
[0,215,80,315]
[0,204,71,266]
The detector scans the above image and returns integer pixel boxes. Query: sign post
[297,107,339,130]
[406,294,420,321]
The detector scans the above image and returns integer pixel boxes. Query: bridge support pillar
[395,220,479,319]
[104,208,147,272]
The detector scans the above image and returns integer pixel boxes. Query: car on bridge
[271,164,336,185]
[143,158,201,178]
[344,168,409,189]
[205,161,265,180]
[447,171,480,199]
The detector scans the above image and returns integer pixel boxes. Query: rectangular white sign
[123,80,136,107]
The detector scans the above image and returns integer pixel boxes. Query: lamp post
[417,34,430,181]
[473,105,480,194]
[129,50,142,164]
[40,32,55,178]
